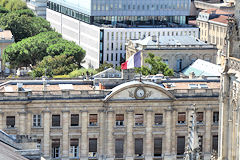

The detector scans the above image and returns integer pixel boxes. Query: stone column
[106,109,114,160]
[18,111,26,135]
[164,107,173,160]
[98,109,105,160]
[145,109,153,160]
[43,109,51,159]
[204,108,212,160]
[62,110,70,159]
[126,109,134,160]
[171,109,177,158]
[218,73,229,160]
[0,111,4,130]
[80,110,88,160]
[26,111,32,135]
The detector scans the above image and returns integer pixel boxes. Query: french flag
[121,51,141,70]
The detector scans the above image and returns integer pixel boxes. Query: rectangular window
[154,114,163,125]
[6,116,15,128]
[71,114,79,126]
[213,112,219,124]
[115,139,124,158]
[89,138,97,158]
[163,59,168,65]
[177,136,185,155]
[197,112,204,124]
[52,115,60,127]
[33,114,41,127]
[154,138,162,157]
[135,138,143,157]
[52,139,60,158]
[116,114,124,126]
[135,114,144,126]
[89,114,98,126]
[70,139,79,158]
[115,53,118,61]
[212,135,218,152]
[178,112,186,124]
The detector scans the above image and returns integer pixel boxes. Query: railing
[229,57,240,71]
[0,90,111,101]
[170,88,219,97]
[144,44,216,50]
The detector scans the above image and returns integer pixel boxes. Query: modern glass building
[46,0,198,68]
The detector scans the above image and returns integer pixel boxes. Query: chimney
[189,72,195,79]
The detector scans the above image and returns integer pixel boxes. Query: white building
[25,0,47,18]
[46,0,199,69]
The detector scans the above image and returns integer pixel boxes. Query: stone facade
[218,0,240,159]
[0,80,220,160]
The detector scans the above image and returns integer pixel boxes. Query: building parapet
[143,44,217,50]
[228,56,240,70]
[169,88,219,97]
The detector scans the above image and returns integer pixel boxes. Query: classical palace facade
[0,78,220,160]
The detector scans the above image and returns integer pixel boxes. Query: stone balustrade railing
[0,88,219,101]
[229,57,240,71]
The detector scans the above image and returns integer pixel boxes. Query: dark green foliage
[96,62,114,72]
[0,10,52,42]
[0,5,8,13]
[136,53,174,76]
[31,55,78,77]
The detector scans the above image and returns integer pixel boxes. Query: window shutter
[6,116,15,126]
[177,137,185,155]
[116,114,124,121]
[178,112,186,121]
[89,138,97,152]
[135,114,143,123]
[135,138,143,154]
[89,114,98,123]
[197,112,203,122]
[70,139,79,146]
[52,115,60,126]
[52,139,60,147]
[115,139,124,158]
[71,114,79,126]
[155,114,163,124]
[154,138,162,155]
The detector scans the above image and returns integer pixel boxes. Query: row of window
[106,53,125,62]
[5,112,219,128]
[47,1,91,23]
[51,135,218,158]
[92,3,188,11]
[106,31,197,42]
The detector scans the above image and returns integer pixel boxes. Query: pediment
[104,81,175,101]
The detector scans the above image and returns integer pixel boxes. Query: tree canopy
[0,9,52,42]
[137,53,174,76]
[0,0,27,11]
[96,62,114,72]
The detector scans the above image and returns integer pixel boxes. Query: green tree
[0,11,52,42]
[0,5,8,13]
[96,62,114,72]
[137,53,174,76]
[0,0,27,11]
[46,40,86,68]
[3,31,62,68]
[31,55,78,77]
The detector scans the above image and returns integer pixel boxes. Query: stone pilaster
[62,110,70,159]
[80,110,88,160]
[106,109,114,160]
[126,109,134,160]
[26,111,32,135]
[43,109,51,159]
[18,111,27,135]
[98,109,105,160]
[171,109,177,158]
[204,107,212,160]
[145,109,153,160]
[164,107,174,160]
[0,111,4,130]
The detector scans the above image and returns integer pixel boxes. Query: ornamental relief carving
[229,58,240,71]
[128,88,152,99]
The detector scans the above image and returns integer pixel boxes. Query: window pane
[115,139,124,158]
[135,138,143,155]
[212,135,218,152]
[71,114,79,126]
[177,136,185,155]
[135,114,143,125]
[154,138,162,156]
[6,116,15,127]
[155,114,163,125]
[197,112,203,123]
[52,115,60,126]
[89,138,97,152]
[116,114,124,121]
